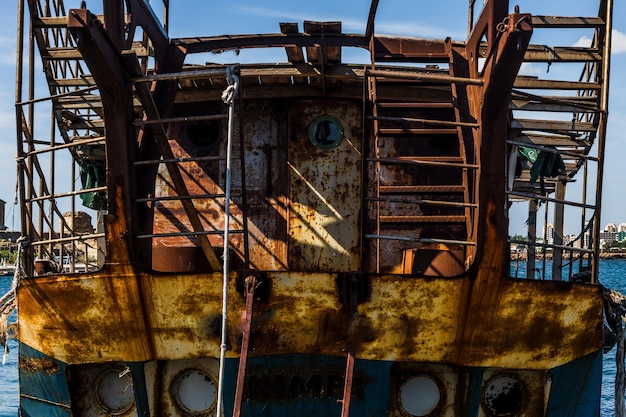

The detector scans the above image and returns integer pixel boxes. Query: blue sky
[0,1,624,235]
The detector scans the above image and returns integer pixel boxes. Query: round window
[399,375,444,417]
[308,116,344,150]
[482,374,526,417]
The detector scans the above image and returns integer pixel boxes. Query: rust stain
[19,357,60,375]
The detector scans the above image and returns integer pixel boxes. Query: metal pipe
[592,0,614,283]
[217,66,239,417]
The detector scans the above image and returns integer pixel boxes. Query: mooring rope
[0,236,28,365]
[604,287,626,417]
[216,65,239,417]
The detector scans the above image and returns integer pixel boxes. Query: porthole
[482,374,526,417]
[94,367,135,415]
[186,120,220,148]
[171,368,217,416]
[399,375,444,416]
[308,116,344,150]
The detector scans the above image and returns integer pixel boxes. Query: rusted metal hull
[18,270,602,368]
[12,0,614,416]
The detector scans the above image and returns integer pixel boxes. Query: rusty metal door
[288,100,362,271]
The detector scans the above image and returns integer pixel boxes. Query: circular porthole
[482,374,526,417]
[94,368,135,415]
[186,120,220,148]
[171,368,217,416]
[399,375,444,416]
[308,116,344,150]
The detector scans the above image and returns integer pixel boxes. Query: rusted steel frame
[128,67,229,82]
[370,115,480,128]
[27,186,107,203]
[367,196,478,208]
[465,0,509,76]
[365,0,379,39]
[103,0,124,51]
[176,33,367,55]
[115,0,169,65]
[368,69,482,85]
[365,234,476,246]
[232,276,256,417]
[134,113,228,126]
[236,84,251,269]
[455,13,533,359]
[134,155,223,165]
[477,12,533,252]
[123,52,222,270]
[17,109,76,250]
[67,8,141,260]
[370,157,479,169]
[372,37,450,62]
[449,45,477,249]
[136,194,225,203]
[280,23,305,63]
[16,85,98,106]
[24,136,103,157]
[591,0,613,283]
[508,238,594,255]
[511,89,600,113]
[29,232,106,247]
[506,140,599,162]
[15,0,28,268]
[136,230,245,240]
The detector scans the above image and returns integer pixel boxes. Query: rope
[216,65,239,417]
[0,236,28,365]
[604,287,626,417]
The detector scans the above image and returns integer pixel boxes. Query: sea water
[0,262,624,416]
[0,275,18,417]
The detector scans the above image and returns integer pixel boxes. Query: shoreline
[511,252,626,261]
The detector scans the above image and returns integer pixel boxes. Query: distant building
[606,223,617,233]
[0,199,6,230]
[619,223,626,233]
[544,223,555,244]
[600,231,618,247]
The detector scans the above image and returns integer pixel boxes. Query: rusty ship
[1,0,619,416]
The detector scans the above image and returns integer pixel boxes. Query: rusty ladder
[364,59,479,274]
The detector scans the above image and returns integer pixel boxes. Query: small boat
[2,0,621,416]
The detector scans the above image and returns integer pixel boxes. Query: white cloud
[573,30,626,54]
[612,29,626,54]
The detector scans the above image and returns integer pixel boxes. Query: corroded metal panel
[17,270,602,369]
[288,100,362,271]
[152,99,289,271]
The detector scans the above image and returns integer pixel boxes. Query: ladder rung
[42,44,150,60]
[50,77,96,87]
[370,157,478,169]
[531,16,605,28]
[512,119,596,133]
[376,102,454,109]
[380,215,466,224]
[379,128,458,136]
[368,196,477,208]
[522,45,602,63]
[137,230,245,239]
[135,194,229,203]
[364,234,475,246]
[368,69,483,85]
[513,77,601,91]
[380,185,465,193]
[370,116,479,129]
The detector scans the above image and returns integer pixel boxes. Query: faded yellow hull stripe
[18,271,602,369]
